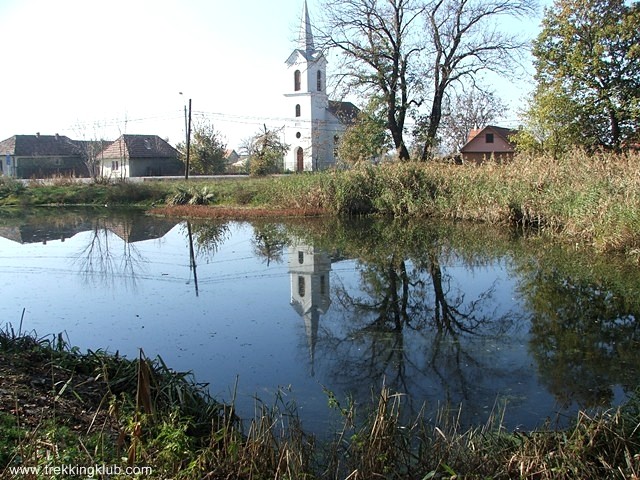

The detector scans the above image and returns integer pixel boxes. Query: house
[224,149,240,165]
[98,134,183,178]
[282,1,359,172]
[459,125,518,164]
[0,133,89,178]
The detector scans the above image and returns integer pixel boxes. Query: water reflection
[288,243,332,376]
[517,253,640,409]
[1,210,639,432]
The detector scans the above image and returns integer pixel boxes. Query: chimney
[36,132,40,138]
[55,133,59,140]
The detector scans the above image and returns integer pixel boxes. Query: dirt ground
[0,348,114,432]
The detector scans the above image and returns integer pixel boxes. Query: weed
[1,327,639,479]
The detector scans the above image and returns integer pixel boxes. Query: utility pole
[185,98,192,180]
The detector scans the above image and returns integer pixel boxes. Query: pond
[0,208,638,434]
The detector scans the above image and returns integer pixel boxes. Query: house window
[111,160,119,171]
[295,104,301,117]
[317,71,322,91]
[296,132,301,139]
[485,133,494,143]
[144,139,151,150]
[298,276,306,297]
[294,70,301,91]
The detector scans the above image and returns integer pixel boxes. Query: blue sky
[0,0,549,149]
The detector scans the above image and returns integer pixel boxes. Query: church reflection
[288,243,332,376]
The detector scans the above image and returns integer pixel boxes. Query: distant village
[0,133,243,180]
[0,1,517,181]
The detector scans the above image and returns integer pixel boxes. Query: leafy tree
[177,121,227,175]
[242,126,289,176]
[514,83,584,158]
[438,88,507,155]
[337,99,392,164]
[533,0,640,151]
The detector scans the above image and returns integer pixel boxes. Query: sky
[0,0,551,150]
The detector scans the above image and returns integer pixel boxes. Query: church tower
[283,2,360,172]
[285,1,356,172]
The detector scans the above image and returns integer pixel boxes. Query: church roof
[285,48,323,65]
[298,0,315,53]
[328,101,360,125]
[286,1,323,65]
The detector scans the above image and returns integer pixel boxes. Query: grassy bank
[3,150,640,253]
[1,326,639,479]
[156,150,640,254]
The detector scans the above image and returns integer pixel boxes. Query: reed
[1,326,639,479]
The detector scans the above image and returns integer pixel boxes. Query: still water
[0,208,638,433]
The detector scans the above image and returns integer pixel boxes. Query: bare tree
[417,0,537,160]
[73,122,111,180]
[438,88,507,155]
[318,0,536,161]
[318,0,426,161]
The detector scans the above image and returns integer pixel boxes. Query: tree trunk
[388,108,410,161]
[609,107,621,152]
[421,86,445,161]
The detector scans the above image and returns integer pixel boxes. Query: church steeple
[298,0,315,53]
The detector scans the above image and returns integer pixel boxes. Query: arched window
[295,104,301,117]
[298,276,306,297]
[294,70,301,91]
[317,71,322,91]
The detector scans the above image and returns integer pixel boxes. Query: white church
[282,1,359,172]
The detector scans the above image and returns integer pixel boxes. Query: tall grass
[5,150,640,252]
[242,151,640,254]
[1,326,639,479]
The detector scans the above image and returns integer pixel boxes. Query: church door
[296,147,304,172]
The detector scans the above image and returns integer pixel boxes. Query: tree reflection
[73,217,146,291]
[71,212,179,290]
[328,248,511,413]
[279,219,520,422]
[518,257,640,409]
[252,223,289,266]
[187,221,229,261]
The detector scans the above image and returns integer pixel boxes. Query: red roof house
[459,125,518,164]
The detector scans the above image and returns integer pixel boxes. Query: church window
[295,104,301,117]
[294,70,301,91]
[296,132,301,139]
[317,71,322,91]
[298,276,306,297]
[320,275,326,295]
[298,251,304,264]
